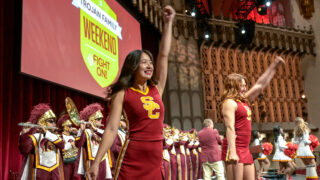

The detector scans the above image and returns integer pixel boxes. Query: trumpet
[18,122,59,130]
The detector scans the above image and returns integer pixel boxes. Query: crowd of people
[161,119,225,180]
[16,4,319,180]
[17,100,319,180]
[18,102,116,180]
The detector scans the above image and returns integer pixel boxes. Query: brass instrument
[18,122,59,130]
[65,97,104,127]
[65,97,81,126]
[63,146,78,164]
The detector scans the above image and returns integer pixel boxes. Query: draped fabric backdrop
[0,1,160,179]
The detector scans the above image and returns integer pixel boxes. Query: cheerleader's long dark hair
[107,50,157,99]
[253,130,259,140]
[273,125,281,143]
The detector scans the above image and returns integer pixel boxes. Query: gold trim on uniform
[53,138,62,144]
[84,130,107,161]
[257,157,267,160]
[193,149,199,178]
[186,148,190,156]
[177,154,182,180]
[130,86,149,95]
[108,149,112,168]
[296,156,315,158]
[272,160,293,162]
[29,135,59,172]
[114,138,130,179]
[306,176,319,178]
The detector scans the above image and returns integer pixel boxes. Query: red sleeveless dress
[221,100,253,164]
[114,85,164,180]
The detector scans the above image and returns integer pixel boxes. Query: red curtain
[0,1,107,179]
[1,0,161,179]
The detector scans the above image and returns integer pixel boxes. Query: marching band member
[110,118,127,175]
[163,124,172,180]
[110,118,127,163]
[176,131,188,180]
[78,103,112,180]
[195,138,203,179]
[189,130,200,180]
[170,128,179,180]
[18,103,64,179]
[57,112,84,180]
[184,133,193,180]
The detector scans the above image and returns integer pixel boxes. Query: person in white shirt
[253,130,270,178]
[272,126,294,178]
[293,117,318,180]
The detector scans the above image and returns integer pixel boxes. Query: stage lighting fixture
[204,31,210,39]
[265,0,272,7]
[256,0,273,15]
[235,20,255,45]
[241,27,246,34]
[191,7,196,17]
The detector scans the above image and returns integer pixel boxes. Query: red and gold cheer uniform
[222,100,253,164]
[114,85,164,180]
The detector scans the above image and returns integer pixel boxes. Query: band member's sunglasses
[46,119,56,124]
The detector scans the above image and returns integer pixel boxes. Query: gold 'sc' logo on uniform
[140,96,160,119]
[244,105,252,121]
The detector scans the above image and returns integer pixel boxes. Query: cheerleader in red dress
[86,6,175,180]
[220,56,285,180]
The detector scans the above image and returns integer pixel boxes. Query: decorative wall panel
[165,36,204,130]
[201,44,308,123]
